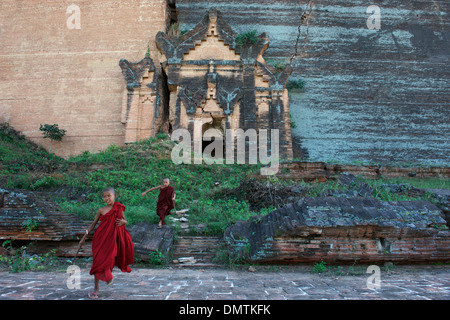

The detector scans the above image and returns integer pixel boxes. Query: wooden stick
[72,244,82,265]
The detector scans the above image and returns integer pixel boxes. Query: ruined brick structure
[0,188,174,259]
[120,9,293,158]
[119,56,166,143]
[0,0,169,158]
[261,161,450,182]
[224,173,450,264]
[0,188,91,256]
[224,196,450,264]
[0,0,448,164]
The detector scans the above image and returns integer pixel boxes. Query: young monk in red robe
[142,178,175,228]
[78,188,134,299]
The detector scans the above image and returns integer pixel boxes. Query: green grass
[364,176,450,191]
[0,123,64,177]
[58,142,260,232]
[0,123,261,234]
[1,122,449,235]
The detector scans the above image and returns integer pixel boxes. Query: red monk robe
[156,185,174,225]
[90,202,134,282]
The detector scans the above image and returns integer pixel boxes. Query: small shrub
[147,250,164,265]
[311,261,328,273]
[286,79,306,91]
[274,61,286,71]
[39,124,66,142]
[5,174,35,189]
[156,132,169,140]
[0,241,58,273]
[31,175,62,190]
[290,113,297,129]
[21,218,40,232]
[235,29,259,47]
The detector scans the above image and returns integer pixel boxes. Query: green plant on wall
[39,123,66,155]
[145,41,151,57]
[290,113,297,129]
[39,124,66,142]
[286,79,305,91]
[274,61,286,71]
[21,218,39,232]
[235,29,259,47]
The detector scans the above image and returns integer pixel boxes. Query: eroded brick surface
[225,196,450,264]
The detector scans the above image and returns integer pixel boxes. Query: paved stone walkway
[0,265,449,301]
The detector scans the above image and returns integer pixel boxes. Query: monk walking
[78,188,134,299]
[142,178,176,228]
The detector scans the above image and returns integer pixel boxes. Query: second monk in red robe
[142,178,176,228]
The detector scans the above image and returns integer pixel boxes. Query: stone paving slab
[0,265,449,301]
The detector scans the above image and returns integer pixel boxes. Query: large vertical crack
[290,0,314,64]
[159,0,178,134]
[166,0,178,33]
[159,66,172,134]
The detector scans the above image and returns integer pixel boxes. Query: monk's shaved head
[102,187,116,195]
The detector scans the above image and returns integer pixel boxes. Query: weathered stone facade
[119,56,167,143]
[121,9,294,158]
[0,0,168,158]
[0,0,448,164]
[224,196,450,264]
[176,0,450,165]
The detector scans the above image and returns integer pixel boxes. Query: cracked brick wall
[1,0,448,163]
[224,196,450,264]
[0,0,168,158]
[0,188,92,256]
[176,0,450,165]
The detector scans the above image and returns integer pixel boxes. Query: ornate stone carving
[156,8,294,159]
[119,56,163,143]
[118,9,294,158]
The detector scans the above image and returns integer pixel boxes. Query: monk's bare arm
[79,210,101,246]
[88,210,101,233]
[142,185,162,196]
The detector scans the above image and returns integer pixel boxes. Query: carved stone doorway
[201,116,225,158]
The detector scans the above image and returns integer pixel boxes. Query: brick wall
[224,197,450,264]
[267,229,450,264]
[266,161,450,182]
[177,0,450,165]
[1,0,449,164]
[0,0,168,158]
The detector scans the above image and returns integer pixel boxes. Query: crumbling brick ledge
[0,189,175,259]
[253,161,450,182]
[224,197,450,264]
